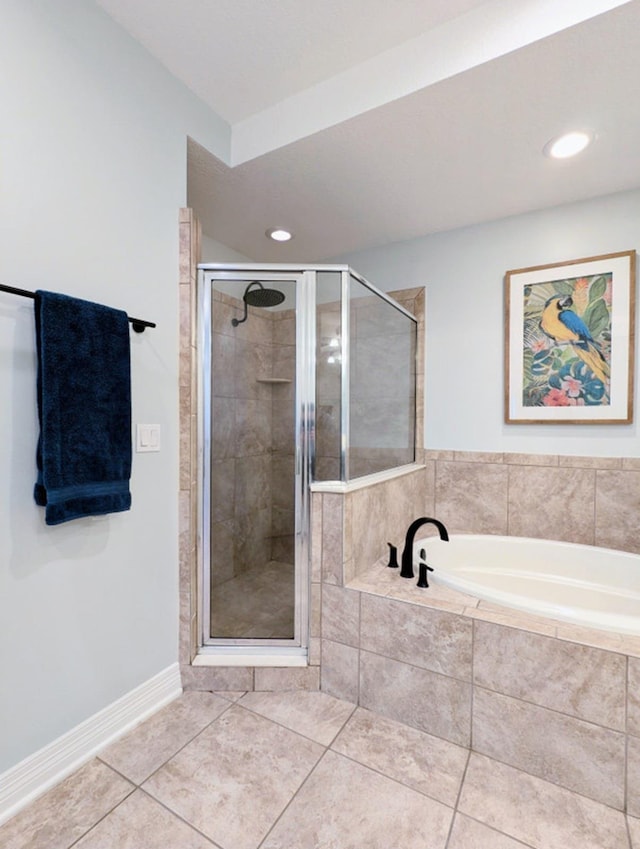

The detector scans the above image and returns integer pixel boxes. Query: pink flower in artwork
[560,375,583,398]
[530,338,549,353]
[542,388,571,406]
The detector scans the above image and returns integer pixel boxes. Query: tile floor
[210,561,294,639]
[2,690,637,849]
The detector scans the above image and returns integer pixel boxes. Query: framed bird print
[505,250,635,424]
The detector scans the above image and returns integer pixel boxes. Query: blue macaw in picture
[540,294,609,384]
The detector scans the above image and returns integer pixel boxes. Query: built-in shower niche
[209,285,296,641]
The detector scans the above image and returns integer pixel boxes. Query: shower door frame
[198,265,315,658]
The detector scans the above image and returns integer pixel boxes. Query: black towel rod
[0,283,156,333]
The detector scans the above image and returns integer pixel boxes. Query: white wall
[200,234,254,263]
[335,189,640,457]
[0,0,229,773]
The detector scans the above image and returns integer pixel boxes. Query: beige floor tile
[74,790,216,848]
[448,813,536,848]
[143,704,323,849]
[239,690,355,745]
[99,691,229,784]
[260,750,453,849]
[0,759,133,849]
[331,707,467,807]
[458,753,630,849]
[628,816,640,848]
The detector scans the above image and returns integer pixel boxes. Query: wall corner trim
[0,663,182,827]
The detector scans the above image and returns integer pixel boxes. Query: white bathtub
[416,534,640,636]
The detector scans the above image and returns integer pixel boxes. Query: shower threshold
[194,647,308,667]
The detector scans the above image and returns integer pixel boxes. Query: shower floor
[210,560,295,639]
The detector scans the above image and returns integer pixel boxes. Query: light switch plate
[136,423,161,452]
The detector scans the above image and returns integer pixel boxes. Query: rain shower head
[231,281,285,326]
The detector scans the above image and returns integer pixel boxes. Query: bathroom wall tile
[459,752,629,849]
[0,759,133,849]
[234,454,271,515]
[211,458,235,523]
[595,470,640,554]
[234,507,271,570]
[553,621,636,654]
[322,584,360,647]
[310,582,322,637]
[74,790,213,849]
[559,455,623,470]
[332,707,468,807]
[309,636,321,666]
[435,461,508,535]
[425,449,454,461]
[310,493,323,582]
[271,453,294,511]
[507,465,596,544]
[623,458,640,471]
[240,690,354,745]
[389,577,475,613]
[210,519,235,585]
[504,452,559,466]
[473,622,626,730]
[234,339,273,400]
[472,687,625,809]
[321,493,344,585]
[447,814,535,849]
[359,650,471,746]
[423,457,436,513]
[350,482,389,577]
[234,399,272,456]
[211,396,235,460]
[212,331,236,398]
[260,750,453,849]
[629,658,640,737]
[143,705,322,849]
[360,594,472,680]
[321,639,359,703]
[180,664,254,692]
[350,468,427,578]
[453,451,504,463]
[629,735,640,818]
[272,314,295,346]
[99,692,229,785]
[254,666,319,691]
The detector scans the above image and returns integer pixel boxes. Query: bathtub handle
[417,560,434,588]
[386,543,399,569]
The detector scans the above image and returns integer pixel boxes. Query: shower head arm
[231,282,262,326]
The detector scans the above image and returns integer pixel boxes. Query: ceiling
[96,0,640,261]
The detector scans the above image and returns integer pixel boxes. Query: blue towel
[34,290,132,525]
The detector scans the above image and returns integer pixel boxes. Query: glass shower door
[200,268,311,650]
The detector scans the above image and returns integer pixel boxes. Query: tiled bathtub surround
[425,450,640,554]
[319,559,639,813]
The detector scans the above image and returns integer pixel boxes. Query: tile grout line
[443,746,472,849]
[136,787,223,848]
[255,746,331,849]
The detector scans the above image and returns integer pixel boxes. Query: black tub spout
[400,517,449,579]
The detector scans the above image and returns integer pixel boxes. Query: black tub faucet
[400,517,449,579]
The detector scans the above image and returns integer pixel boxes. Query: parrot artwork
[539,294,609,384]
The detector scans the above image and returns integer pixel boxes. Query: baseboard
[0,663,182,826]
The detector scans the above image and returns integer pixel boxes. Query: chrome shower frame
[197,263,417,662]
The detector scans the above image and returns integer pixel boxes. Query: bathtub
[416,534,640,636]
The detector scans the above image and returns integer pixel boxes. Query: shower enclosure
[198,264,417,658]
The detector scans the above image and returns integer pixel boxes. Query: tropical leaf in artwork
[583,298,610,339]
[588,275,608,303]
[554,280,574,296]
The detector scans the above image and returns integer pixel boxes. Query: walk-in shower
[198,264,417,659]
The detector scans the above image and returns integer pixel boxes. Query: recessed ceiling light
[544,131,593,159]
[266,227,293,242]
